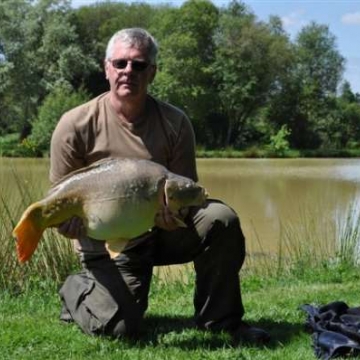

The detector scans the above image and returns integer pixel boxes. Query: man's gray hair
[105,28,158,64]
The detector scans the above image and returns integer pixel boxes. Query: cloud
[344,57,360,93]
[281,9,306,28]
[341,12,360,25]
[280,9,308,39]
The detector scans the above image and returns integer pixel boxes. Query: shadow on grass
[132,315,305,350]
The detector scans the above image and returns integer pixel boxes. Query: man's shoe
[230,321,271,346]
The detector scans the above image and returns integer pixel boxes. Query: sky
[71,0,360,94]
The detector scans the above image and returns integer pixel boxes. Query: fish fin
[173,216,187,228]
[12,203,44,263]
[106,239,129,259]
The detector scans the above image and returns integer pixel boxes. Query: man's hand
[154,205,180,231]
[57,216,86,239]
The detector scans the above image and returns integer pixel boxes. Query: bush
[28,84,90,155]
[268,125,291,156]
[0,133,37,157]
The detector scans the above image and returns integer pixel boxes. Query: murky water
[197,158,360,257]
[2,157,360,260]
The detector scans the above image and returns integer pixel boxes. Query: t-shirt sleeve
[49,112,86,184]
[168,114,198,182]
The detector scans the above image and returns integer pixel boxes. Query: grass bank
[2,132,360,159]
[1,263,360,360]
[196,147,360,159]
[2,200,360,359]
[2,159,360,359]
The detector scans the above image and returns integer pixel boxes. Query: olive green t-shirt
[50,92,198,183]
[49,92,198,255]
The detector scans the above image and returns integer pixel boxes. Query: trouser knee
[194,200,246,267]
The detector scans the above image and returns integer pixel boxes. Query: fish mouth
[203,188,209,199]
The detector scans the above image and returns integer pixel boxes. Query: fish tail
[12,203,44,263]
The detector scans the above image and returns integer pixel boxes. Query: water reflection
[197,158,360,257]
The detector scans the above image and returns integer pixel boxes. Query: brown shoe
[231,321,271,346]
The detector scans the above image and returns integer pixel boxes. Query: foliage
[151,0,219,142]
[292,22,345,149]
[0,133,20,156]
[29,84,90,154]
[212,1,294,148]
[268,125,291,156]
[0,0,359,155]
[0,0,97,138]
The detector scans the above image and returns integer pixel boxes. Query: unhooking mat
[301,301,360,359]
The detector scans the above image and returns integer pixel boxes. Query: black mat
[301,301,360,359]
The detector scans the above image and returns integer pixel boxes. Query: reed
[335,201,360,264]
[0,164,79,290]
[243,202,360,280]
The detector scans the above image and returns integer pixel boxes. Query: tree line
[1,0,360,156]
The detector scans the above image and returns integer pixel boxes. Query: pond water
[197,158,360,258]
[2,157,360,261]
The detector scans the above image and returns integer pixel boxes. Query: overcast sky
[71,0,360,94]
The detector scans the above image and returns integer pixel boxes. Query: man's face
[104,41,156,100]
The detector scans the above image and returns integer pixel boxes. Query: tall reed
[0,163,78,290]
[336,201,360,264]
[244,202,360,278]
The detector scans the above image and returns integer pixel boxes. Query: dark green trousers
[59,200,246,338]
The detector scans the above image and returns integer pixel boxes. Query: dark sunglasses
[110,59,150,72]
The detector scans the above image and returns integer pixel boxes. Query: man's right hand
[57,217,86,239]
[154,205,180,231]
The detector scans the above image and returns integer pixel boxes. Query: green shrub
[28,84,90,155]
[268,125,291,156]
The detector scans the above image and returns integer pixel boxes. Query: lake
[2,157,360,262]
[197,158,360,260]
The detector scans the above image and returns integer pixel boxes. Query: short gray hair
[105,28,158,64]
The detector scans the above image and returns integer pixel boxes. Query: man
[50,28,270,344]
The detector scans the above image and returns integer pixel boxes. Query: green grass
[2,265,360,359]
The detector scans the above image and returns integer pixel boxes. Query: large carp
[13,158,208,263]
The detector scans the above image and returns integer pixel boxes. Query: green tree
[0,0,43,136]
[335,81,360,147]
[150,0,219,145]
[266,21,346,150]
[340,81,357,104]
[28,84,90,154]
[212,1,291,148]
[0,0,97,137]
[293,22,345,148]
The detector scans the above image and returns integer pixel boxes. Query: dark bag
[301,301,360,359]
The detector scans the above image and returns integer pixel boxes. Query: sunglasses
[110,59,150,72]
